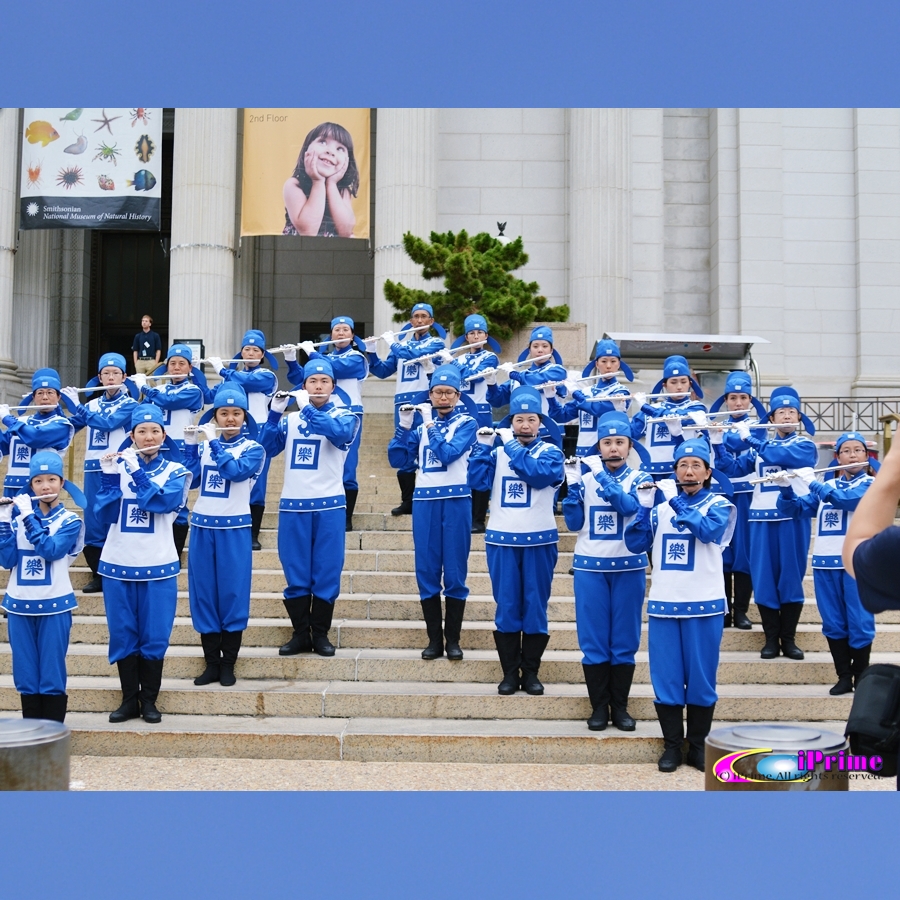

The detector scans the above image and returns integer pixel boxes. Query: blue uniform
[486,360,569,415]
[549,378,631,455]
[630,396,709,477]
[452,349,499,428]
[1,410,74,497]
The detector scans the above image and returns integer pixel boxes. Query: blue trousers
[7,612,71,695]
[749,518,810,609]
[83,470,110,547]
[279,508,344,604]
[103,577,178,663]
[648,614,723,707]
[574,568,646,665]
[393,404,418,473]
[343,415,363,491]
[814,568,876,648]
[486,542,558,634]
[188,526,252,633]
[412,496,471,600]
[722,491,751,574]
[250,456,271,506]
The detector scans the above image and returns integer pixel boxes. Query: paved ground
[68,757,894,791]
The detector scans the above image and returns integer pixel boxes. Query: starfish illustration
[91,109,122,135]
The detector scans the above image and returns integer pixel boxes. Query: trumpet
[746,462,865,486]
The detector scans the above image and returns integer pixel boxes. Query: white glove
[612,397,627,413]
[416,403,433,425]
[564,459,582,486]
[496,427,515,445]
[541,383,558,399]
[130,373,147,390]
[789,476,811,497]
[13,494,34,517]
[637,485,657,508]
[483,369,497,386]
[419,356,435,374]
[769,470,793,487]
[689,411,708,428]
[658,478,679,502]
[61,386,81,408]
[269,392,289,415]
[182,425,200,446]
[584,456,605,476]
[299,341,316,357]
[564,381,581,397]
[207,356,225,374]
[120,446,140,473]
[736,419,752,441]
[100,453,119,475]
[794,467,817,486]
[398,405,416,430]
[0,403,11,420]
[498,362,516,374]
[0,500,13,523]
[291,389,310,410]
[381,331,396,346]
[633,392,647,407]
[200,422,219,444]
[476,427,495,447]
[708,428,724,446]
[283,345,297,362]
[667,417,683,438]
[436,349,454,364]
[364,337,379,353]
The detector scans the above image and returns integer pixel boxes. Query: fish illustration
[63,133,88,155]
[134,134,155,163]
[126,170,156,191]
[97,175,115,191]
[59,108,83,122]
[25,121,60,147]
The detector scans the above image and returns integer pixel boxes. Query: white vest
[84,394,135,471]
[413,414,473,500]
[572,467,650,572]
[574,381,631,455]
[646,492,734,617]
[5,415,72,485]
[641,400,707,474]
[749,434,818,520]
[331,347,367,412]
[458,350,496,409]
[812,472,874,568]
[99,458,190,580]
[190,436,262,528]
[279,408,349,511]
[2,506,83,614]
[154,381,200,441]
[485,443,559,547]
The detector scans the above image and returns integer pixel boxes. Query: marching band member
[562,412,653,732]
[776,431,877,694]
[0,453,86,723]
[714,387,818,661]
[259,357,359,657]
[367,303,447,516]
[468,387,565,696]
[63,353,138,594]
[183,385,265,687]
[387,365,478,660]
[625,441,736,773]
[206,330,279,550]
[96,404,192,724]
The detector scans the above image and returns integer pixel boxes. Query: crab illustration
[93,141,121,166]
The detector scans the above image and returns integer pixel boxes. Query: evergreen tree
[383,229,568,341]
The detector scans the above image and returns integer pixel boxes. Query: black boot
[390,471,415,516]
[41,694,68,723]
[732,571,753,629]
[520,633,550,695]
[345,489,359,531]
[655,703,685,772]
[826,636,854,695]
[685,704,715,771]
[138,657,165,723]
[172,523,189,559]
[279,596,312,656]
[851,643,872,690]
[420,596,444,659]
[193,632,222,685]
[250,504,265,551]
[20,694,41,719]
[493,631,522,695]
[310,596,336,656]
[471,489,490,534]
[582,663,610,731]
[779,602,805,660]
[443,597,466,661]
[219,630,243,687]
[724,571,733,628]
[81,545,103,594]
[109,655,141,723]
[609,664,637,731]
[758,605,781,659]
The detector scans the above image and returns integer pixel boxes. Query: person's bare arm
[844,428,900,576]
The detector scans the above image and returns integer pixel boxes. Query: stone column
[12,229,53,384]
[0,108,22,401]
[568,108,633,352]
[168,108,237,358]
[710,108,740,334]
[373,108,438,337]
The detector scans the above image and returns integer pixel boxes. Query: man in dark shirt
[132,315,162,375]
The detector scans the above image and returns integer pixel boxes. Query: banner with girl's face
[240,108,370,239]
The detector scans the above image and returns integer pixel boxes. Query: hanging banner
[241,108,370,239]
[19,108,163,231]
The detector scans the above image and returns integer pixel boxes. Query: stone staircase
[0,414,892,763]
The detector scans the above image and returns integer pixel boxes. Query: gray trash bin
[705,723,850,791]
[0,718,70,791]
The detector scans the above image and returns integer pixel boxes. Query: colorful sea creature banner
[19,108,163,231]
[241,108,370,238]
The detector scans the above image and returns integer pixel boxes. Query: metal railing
[799,398,900,434]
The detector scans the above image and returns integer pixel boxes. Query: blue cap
[767,386,816,435]
[508,386,543,417]
[212,383,249,412]
[674,441,712,467]
[709,370,767,419]
[411,303,434,316]
[131,404,165,429]
[241,329,267,351]
[464,314,488,334]
[583,339,634,382]
[29,451,64,480]
[98,353,127,374]
[331,316,355,331]
[166,344,195,363]
[430,364,461,392]
[530,326,553,345]
[836,431,867,452]
[304,356,335,382]
[596,411,633,441]
[31,368,61,392]
[651,355,704,399]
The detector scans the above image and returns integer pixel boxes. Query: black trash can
[0,718,70,791]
